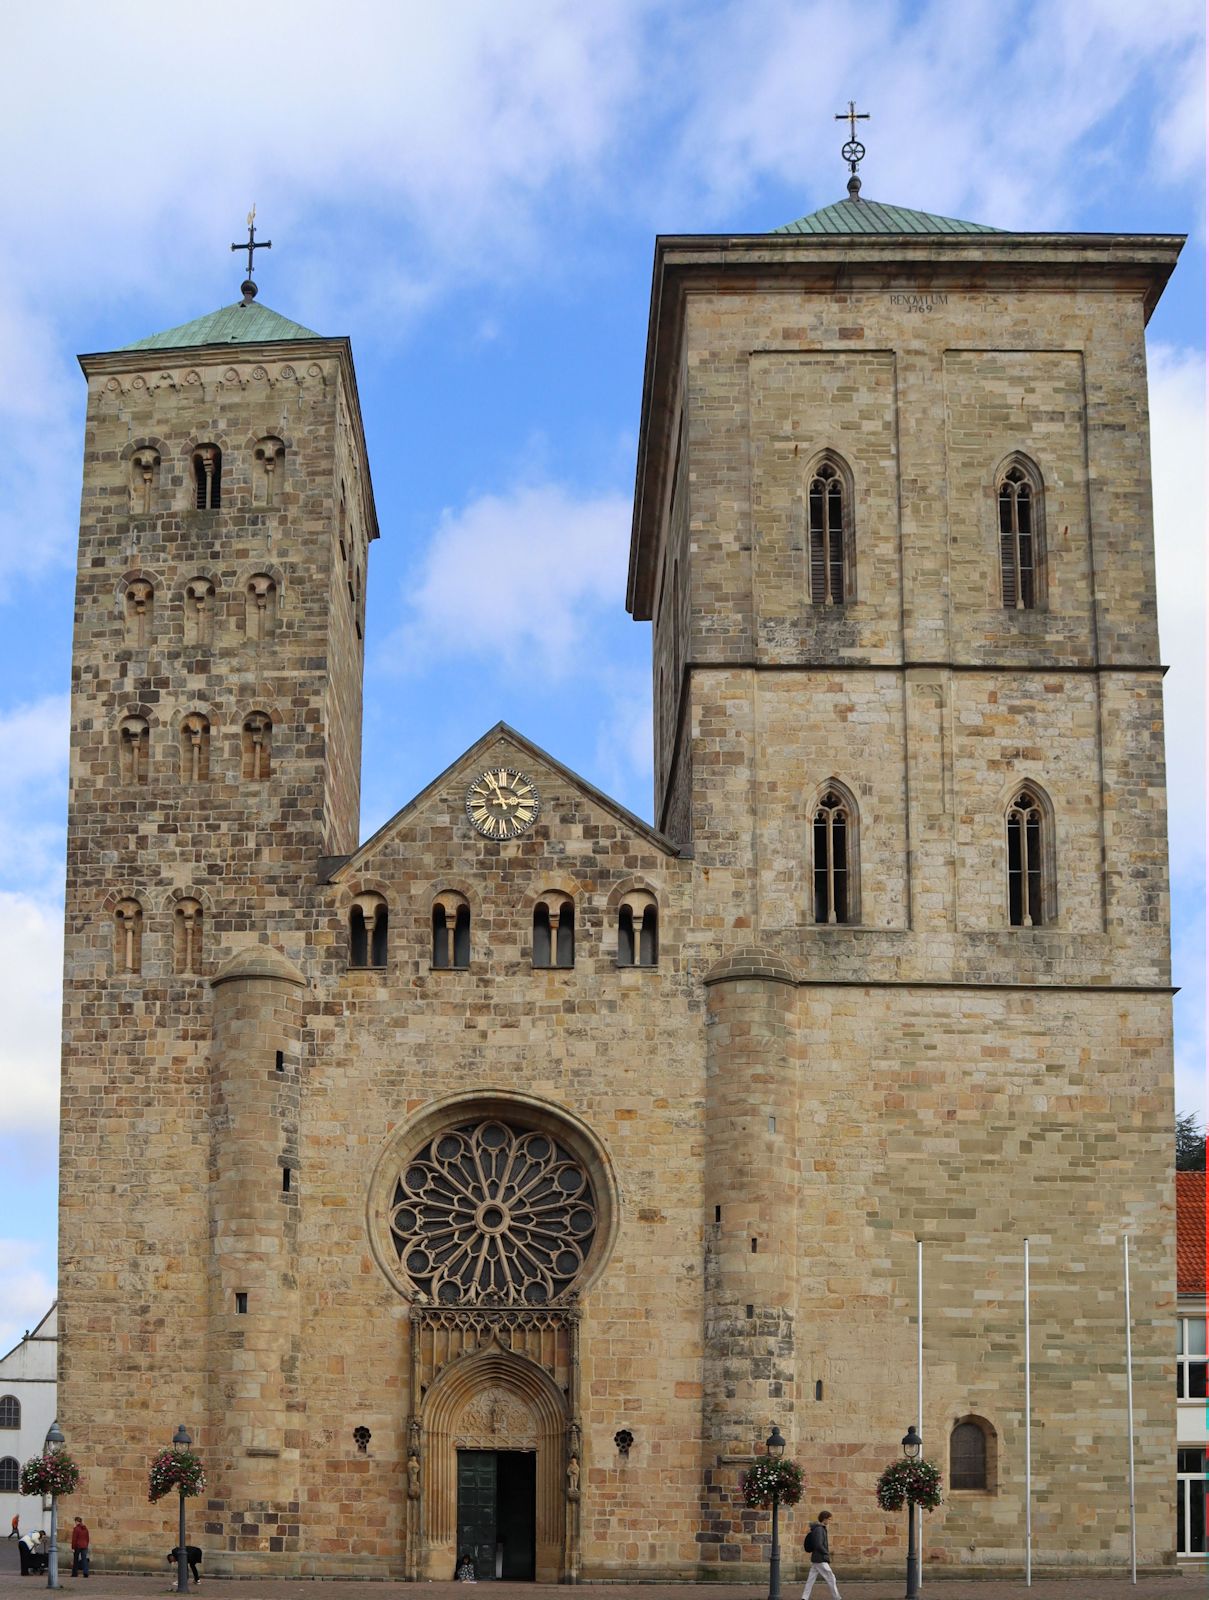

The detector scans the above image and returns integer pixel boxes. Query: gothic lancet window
[533,894,575,969]
[173,899,203,975]
[241,713,272,782]
[113,898,143,975]
[998,460,1043,610]
[1006,786,1051,927]
[812,787,857,925]
[192,446,222,510]
[432,894,471,969]
[179,715,210,784]
[807,457,851,607]
[118,716,150,785]
[349,893,389,969]
[617,890,658,967]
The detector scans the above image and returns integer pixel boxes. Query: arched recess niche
[366,1092,617,1584]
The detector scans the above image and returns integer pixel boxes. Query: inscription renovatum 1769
[887,292,949,312]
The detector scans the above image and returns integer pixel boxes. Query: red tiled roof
[1177,1170,1207,1296]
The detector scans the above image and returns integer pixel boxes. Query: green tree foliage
[1177,1111,1206,1171]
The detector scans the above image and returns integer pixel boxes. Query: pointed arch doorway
[419,1346,572,1582]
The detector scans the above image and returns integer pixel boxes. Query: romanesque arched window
[179,715,210,784]
[812,785,858,925]
[350,892,389,969]
[253,436,286,506]
[0,1394,19,1428]
[241,713,272,782]
[950,1416,995,1492]
[998,458,1043,610]
[617,890,658,967]
[118,716,149,785]
[245,575,278,641]
[432,893,470,970]
[192,445,222,510]
[0,1458,17,1494]
[807,456,852,607]
[114,898,143,975]
[173,899,203,975]
[124,579,154,647]
[184,578,216,647]
[1006,785,1053,927]
[533,894,575,969]
[130,448,160,515]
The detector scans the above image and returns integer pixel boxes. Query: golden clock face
[465,767,541,840]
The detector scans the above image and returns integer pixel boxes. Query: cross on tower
[834,100,870,183]
[231,205,271,302]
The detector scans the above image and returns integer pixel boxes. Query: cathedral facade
[57,193,1182,1578]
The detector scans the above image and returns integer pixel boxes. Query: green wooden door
[456,1451,497,1579]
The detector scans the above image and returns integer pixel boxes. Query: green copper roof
[120,299,319,351]
[774,195,1002,236]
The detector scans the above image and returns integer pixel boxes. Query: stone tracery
[390,1119,597,1306]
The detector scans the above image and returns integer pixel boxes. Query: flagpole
[917,1238,924,1590]
[1123,1235,1136,1584]
[1024,1236,1032,1587]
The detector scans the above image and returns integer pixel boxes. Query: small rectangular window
[282,1168,291,1193]
[275,1050,285,1072]
[768,1115,776,1134]
[714,1205,721,1224]
[815,1380,823,1401]
[745,1305,754,1319]
[235,1292,248,1315]
[751,1238,758,1254]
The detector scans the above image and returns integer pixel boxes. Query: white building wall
[0,1305,57,1538]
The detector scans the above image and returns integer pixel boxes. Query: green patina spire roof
[774,179,1002,237]
[120,299,319,352]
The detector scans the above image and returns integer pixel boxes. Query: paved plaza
[0,1539,1200,1600]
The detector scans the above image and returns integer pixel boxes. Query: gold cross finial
[834,101,870,188]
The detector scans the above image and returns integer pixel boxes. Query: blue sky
[0,0,1203,1357]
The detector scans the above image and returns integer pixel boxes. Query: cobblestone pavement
[0,1559,1202,1599]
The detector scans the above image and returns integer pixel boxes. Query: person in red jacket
[70,1517,90,1577]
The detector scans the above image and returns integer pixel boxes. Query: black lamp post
[44,1421,64,1591]
[172,1426,191,1595]
[765,1423,786,1600]
[901,1425,921,1600]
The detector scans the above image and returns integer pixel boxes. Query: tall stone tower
[628,187,1182,1562]
[59,280,376,1549]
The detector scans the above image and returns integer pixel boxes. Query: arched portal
[418,1346,571,1583]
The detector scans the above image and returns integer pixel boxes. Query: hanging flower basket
[19,1451,81,1498]
[875,1457,943,1513]
[739,1456,804,1509]
[148,1448,206,1503]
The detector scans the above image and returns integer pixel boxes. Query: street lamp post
[765,1424,786,1600]
[901,1425,921,1600]
[172,1427,191,1595]
[44,1421,64,1591]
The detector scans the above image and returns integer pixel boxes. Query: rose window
[389,1119,598,1305]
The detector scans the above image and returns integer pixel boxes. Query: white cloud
[0,695,69,897]
[0,1241,56,1363]
[0,893,62,1129]
[385,483,631,677]
[1149,343,1206,881]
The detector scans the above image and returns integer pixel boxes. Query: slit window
[234,1292,248,1315]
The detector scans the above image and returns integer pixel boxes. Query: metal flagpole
[917,1238,924,1590]
[1024,1237,1032,1587]
[1123,1235,1136,1584]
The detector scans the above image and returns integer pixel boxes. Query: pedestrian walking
[70,1517,90,1577]
[7,1513,18,1539]
[801,1509,841,1599]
